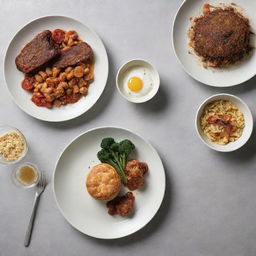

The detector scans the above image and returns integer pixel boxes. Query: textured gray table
[1,0,256,255]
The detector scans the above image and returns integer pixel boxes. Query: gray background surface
[1,0,256,255]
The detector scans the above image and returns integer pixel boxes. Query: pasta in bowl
[195,94,253,152]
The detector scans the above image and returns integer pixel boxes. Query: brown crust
[86,163,121,202]
[15,30,60,73]
[53,42,93,69]
[189,5,252,67]
[106,192,135,217]
[124,160,148,191]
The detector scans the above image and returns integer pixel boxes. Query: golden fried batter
[106,192,135,217]
[124,160,148,191]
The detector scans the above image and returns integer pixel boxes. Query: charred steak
[15,30,60,73]
[53,42,93,69]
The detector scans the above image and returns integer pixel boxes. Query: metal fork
[24,172,46,247]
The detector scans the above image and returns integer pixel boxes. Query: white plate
[172,0,256,87]
[53,127,166,239]
[4,16,108,122]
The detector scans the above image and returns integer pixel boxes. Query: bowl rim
[195,93,253,152]
[0,125,28,164]
[116,58,160,103]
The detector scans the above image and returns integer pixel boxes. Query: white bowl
[195,94,253,152]
[172,0,256,87]
[0,125,28,164]
[116,59,160,103]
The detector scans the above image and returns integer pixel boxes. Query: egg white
[122,66,154,98]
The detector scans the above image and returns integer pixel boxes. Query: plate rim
[52,126,166,239]
[172,0,256,87]
[3,15,109,122]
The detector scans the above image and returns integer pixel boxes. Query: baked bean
[35,74,43,83]
[55,87,65,98]
[45,87,53,94]
[65,67,73,74]
[59,72,66,81]
[45,94,55,102]
[73,85,80,94]
[78,78,87,88]
[54,100,62,107]
[66,70,74,80]
[59,81,68,89]
[67,38,73,46]
[39,71,48,80]
[68,78,78,87]
[42,82,48,90]
[74,66,84,78]
[45,67,52,76]
[67,30,78,40]
[66,89,73,95]
[52,67,61,78]
[84,68,90,75]
[79,87,88,95]
[46,78,56,87]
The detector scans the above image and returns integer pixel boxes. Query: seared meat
[106,192,135,217]
[190,7,251,67]
[53,42,93,69]
[15,30,60,73]
[124,160,148,191]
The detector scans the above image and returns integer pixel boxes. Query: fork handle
[24,194,40,247]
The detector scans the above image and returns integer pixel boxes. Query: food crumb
[0,132,25,161]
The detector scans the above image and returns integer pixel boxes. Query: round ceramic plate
[53,127,166,239]
[172,0,256,87]
[4,16,108,122]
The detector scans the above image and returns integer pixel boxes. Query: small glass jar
[0,125,28,165]
[12,162,41,189]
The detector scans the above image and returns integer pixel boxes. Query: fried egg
[123,66,154,98]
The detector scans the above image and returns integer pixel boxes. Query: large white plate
[53,127,166,239]
[4,16,108,122]
[172,0,256,87]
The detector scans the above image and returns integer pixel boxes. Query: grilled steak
[53,42,93,69]
[15,30,60,73]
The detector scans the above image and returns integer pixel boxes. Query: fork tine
[41,172,46,188]
[42,172,46,187]
[38,172,44,187]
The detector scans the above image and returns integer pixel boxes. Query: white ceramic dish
[0,125,28,165]
[4,16,108,122]
[53,127,166,239]
[172,0,256,87]
[195,94,253,152]
[116,59,160,103]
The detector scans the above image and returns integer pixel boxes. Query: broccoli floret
[110,142,120,152]
[97,138,136,184]
[97,148,112,163]
[100,137,115,150]
[119,139,135,169]
[119,139,135,155]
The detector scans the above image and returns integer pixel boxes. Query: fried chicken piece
[124,160,148,191]
[106,192,135,217]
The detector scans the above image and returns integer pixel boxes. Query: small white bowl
[116,59,160,103]
[195,94,253,152]
[0,125,28,164]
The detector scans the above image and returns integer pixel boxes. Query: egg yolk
[128,77,143,92]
